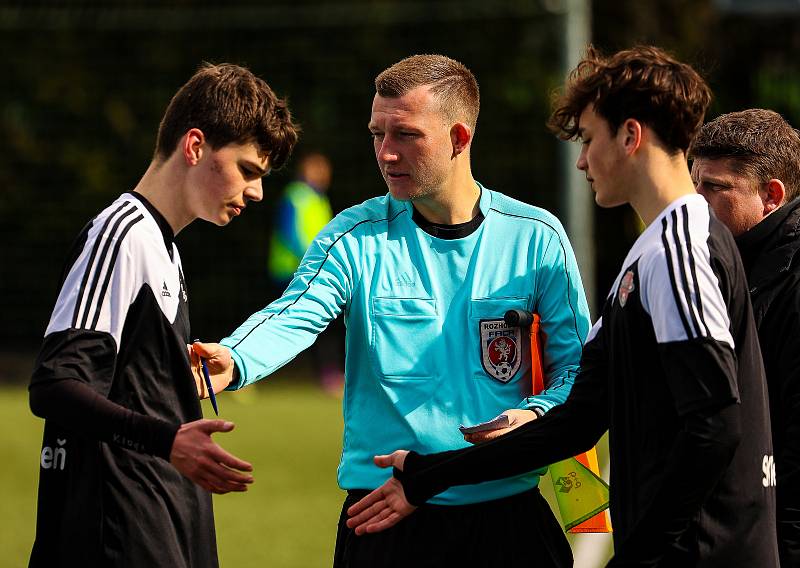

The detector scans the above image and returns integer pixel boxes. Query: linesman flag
[504,310,612,533]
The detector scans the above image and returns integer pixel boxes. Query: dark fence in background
[3,0,800,371]
[0,2,564,356]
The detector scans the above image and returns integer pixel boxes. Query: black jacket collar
[735,197,800,293]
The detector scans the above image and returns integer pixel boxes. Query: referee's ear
[450,122,472,159]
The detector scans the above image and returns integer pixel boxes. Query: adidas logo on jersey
[395,272,414,287]
[162,282,171,297]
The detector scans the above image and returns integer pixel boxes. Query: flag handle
[517,312,612,534]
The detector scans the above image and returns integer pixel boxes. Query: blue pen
[193,340,219,415]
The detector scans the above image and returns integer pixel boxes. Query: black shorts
[334,487,572,568]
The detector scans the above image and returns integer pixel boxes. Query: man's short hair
[689,109,800,203]
[155,62,299,170]
[548,45,712,154]
[375,54,480,130]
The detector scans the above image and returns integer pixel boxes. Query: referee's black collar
[412,206,485,239]
[129,192,175,258]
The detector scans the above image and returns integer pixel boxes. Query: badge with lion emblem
[480,319,522,383]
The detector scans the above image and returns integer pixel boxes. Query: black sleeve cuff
[145,417,181,460]
[393,451,437,506]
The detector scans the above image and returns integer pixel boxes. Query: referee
[28,63,298,567]
[194,54,590,567]
[347,46,780,567]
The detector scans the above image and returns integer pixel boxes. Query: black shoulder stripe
[681,205,711,337]
[89,214,144,329]
[78,205,139,329]
[232,208,408,349]
[72,201,132,328]
[671,209,702,337]
[488,208,582,345]
[662,216,694,338]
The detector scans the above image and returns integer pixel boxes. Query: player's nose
[575,147,588,171]
[246,179,263,202]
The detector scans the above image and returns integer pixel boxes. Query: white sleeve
[641,208,733,349]
[46,201,144,351]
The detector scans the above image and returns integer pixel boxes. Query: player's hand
[463,409,537,444]
[189,342,235,399]
[346,450,415,535]
[170,419,254,494]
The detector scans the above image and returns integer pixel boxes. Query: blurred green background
[3,1,800,566]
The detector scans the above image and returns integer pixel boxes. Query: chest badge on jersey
[618,270,636,307]
[480,319,522,383]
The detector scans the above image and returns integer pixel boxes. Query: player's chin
[594,191,624,209]
[204,215,232,227]
[212,210,238,226]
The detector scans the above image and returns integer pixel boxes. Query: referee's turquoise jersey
[222,184,590,505]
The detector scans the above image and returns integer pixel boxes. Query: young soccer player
[347,46,780,566]
[28,63,298,567]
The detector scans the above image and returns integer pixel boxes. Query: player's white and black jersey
[586,194,777,564]
[28,193,216,567]
[396,194,778,566]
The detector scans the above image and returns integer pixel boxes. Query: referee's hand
[170,419,254,494]
[189,342,235,399]
[463,408,537,445]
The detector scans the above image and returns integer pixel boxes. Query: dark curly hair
[548,45,711,154]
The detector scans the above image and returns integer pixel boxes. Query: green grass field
[2,376,612,567]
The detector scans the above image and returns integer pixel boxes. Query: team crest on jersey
[618,270,635,307]
[480,319,522,383]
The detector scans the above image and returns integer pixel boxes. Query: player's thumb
[375,450,408,469]
[373,454,394,469]
[202,419,235,433]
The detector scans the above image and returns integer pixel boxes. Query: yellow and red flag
[528,313,611,533]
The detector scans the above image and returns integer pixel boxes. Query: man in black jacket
[690,108,800,566]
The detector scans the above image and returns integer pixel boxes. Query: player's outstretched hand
[189,342,235,399]
[463,408,537,444]
[346,450,415,535]
[170,419,254,494]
